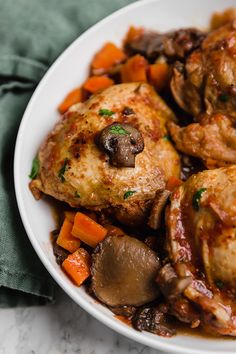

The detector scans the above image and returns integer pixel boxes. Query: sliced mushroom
[156,263,192,301]
[96,122,144,167]
[91,234,160,307]
[148,189,171,230]
[156,264,199,326]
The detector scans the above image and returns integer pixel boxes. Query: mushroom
[148,189,171,230]
[132,304,176,337]
[156,263,192,302]
[91,234,160,307]
[96,122,144,167]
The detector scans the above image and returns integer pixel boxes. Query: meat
[91,234,160,307]
[169,113,236,167]
[166,166,236,335]
[30,83,180,226]
[171,22,236,118]
[125,28,205,62]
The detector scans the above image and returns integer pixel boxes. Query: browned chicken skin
[30,83,180,226]
[171,21,236,118]
[167,166,236,336]
[168,112,236,167]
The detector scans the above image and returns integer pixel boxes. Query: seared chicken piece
[169,113,236,167]
[171,21,236,118]
[30,83,180,226]
[166,166,236,335]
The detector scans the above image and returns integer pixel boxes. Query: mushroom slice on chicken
[171,21,236,119]
[30,83,180,226]
[168,112,236,167]
[166,166,236,336]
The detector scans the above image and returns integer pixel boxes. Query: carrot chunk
[166,176,183,192]
[72,212,107,248]
[83,75,114,93]
[62,248,91,286]
[121,54,148,83]
[58,87,82,114]
[57,218,81,253]
[148,62,170,91]
[64,211,76,223]
[91,42,126,71]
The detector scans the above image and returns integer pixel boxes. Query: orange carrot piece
[72,212,107,248]
[62,248,91,286]
[148,62,170,91]
[57,218,81,253]
[124,26,144,44]
[58,87,82,114]
[166,176,183,192]
[83,75,114,93]
[121,54,148,83]
[64,211,76,223]
[91,42,126,71]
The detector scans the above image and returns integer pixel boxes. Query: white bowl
[14,0,236,353]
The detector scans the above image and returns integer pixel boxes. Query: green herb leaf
[29,157,40,179]
[110,124,130,136]
[163,135,170,141]
[192,188,207,211]
[58,158,69,182]
[124,190,136,200]
[99,108,115,116]
[215,280,224,289]
[75,191,80,198]
[218,93,229,102]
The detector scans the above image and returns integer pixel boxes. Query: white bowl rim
[13,1,236,353]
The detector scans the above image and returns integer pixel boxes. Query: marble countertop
[0,287,164,354]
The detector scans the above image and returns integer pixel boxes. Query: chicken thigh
[30,83,180,226]
[171,21,236,118]
[166,166,236,335]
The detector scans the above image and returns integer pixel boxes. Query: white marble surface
[0,287,164,354]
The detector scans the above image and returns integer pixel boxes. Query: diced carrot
[83,75,114,93]
[57,218,81,253]
[148,62,170,91]
[58,87,82,114]
[121,54,148,83]
[91,42,126,71]
[64,211,76,223]
[62,248,91,286]
[166,176,183,192]
[124,26,144,44]
[72,212,107,248]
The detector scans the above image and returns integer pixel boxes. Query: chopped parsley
[29,157,40,179]
[74,191,80,198]
[218,93,229,102]
[163,135,170,141]
[124,190,136,200]
[99,108,115,116]
[110,124,130,136]
[215,280,224,289]
[192,188,207,211]
[58,158,69,182]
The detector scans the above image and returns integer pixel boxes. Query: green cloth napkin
[0,0,135,307]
